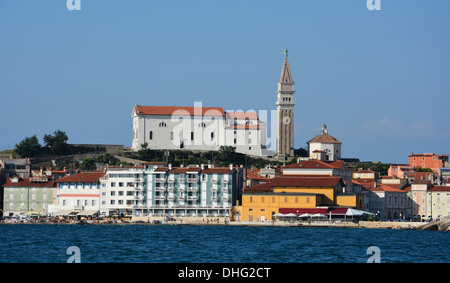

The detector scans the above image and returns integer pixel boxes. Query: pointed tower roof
[279,49,293,83]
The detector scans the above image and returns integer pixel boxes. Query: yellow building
[241,176,364,221]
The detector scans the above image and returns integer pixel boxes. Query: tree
[14,135,42,157]
[43,130,70,155]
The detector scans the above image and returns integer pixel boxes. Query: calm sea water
[0,224,448,263]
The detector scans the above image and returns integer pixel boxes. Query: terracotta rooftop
[282,160,345,170]
[56,172,105,183]
[244,176,343,192]
[134,105,225,117]
[4,177,56,187]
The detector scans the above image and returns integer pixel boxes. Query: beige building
[428,186,450,220]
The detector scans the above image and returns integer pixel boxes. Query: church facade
[131,51,295,159]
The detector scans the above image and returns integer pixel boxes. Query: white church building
[131,50,298,159]
[131,103,268,156]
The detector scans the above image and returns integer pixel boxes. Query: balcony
[178,178,185,183]
[154,195,165,201]
[187,186,198,192]
[168,179,174,183]
[223,179,229,183]
[155,178,166,183]
[135,178,144,183]
[187,178,198,183]
[167,194,175,200]
[155,187,166,192]
[212,179,218,184]
[211,186,218,192]
[187,195,198,200]
[222,194,229,201]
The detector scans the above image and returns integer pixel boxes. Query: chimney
[229,163,233,171]
[168,163,172,170]
[208,164,212,169]
[180,164,184,168]
[201,164,204,170]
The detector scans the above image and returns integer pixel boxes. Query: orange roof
[245,176,343,191]
[56,172,105,183]
[308,133,342,144]
[4,177,56,188]
[429,186,450,192]
[370,183,405,192]
[282,160,344,170]
[227,111,259,120]
[134,105,225,117]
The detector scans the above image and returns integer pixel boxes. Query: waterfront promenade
[2,217,445,230]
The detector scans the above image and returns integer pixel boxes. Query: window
[171,131,174,140]
[198,122,206,128]
[272,197,275,202]
[159,122,167,127]
[249,197,253,203]
[149,131,153,140]
[211,132,214,140]
[111,191,115,196]
[261,197,265,203]
[284,197,288,203]
[191,132,194,140]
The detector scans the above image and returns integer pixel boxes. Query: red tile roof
[4,177,56,187]
[429,186,450,192]
[370,184,404,192]
[134,105,225,117]
[227,111,258,120]
[308,133,342,144]
[201,167,234,174]
[282,160,345,169]
[56,172,105,183]
[244,176,343,192]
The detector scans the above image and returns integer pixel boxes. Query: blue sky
[0,0,449,164]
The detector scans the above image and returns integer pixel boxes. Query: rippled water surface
[0,224,448,263]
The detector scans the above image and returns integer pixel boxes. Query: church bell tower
[276,49,295,160]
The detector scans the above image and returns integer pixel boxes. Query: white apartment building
[50,172,105,217]
[99,166,146,218]
[99,164,244,219]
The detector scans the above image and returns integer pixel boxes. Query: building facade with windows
[50,172,105,218]
[98,164,244,219]
[408,153,449,173]
[3,176,56,217]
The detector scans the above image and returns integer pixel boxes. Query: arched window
[159,122,167,127]
[198,122,206,128]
